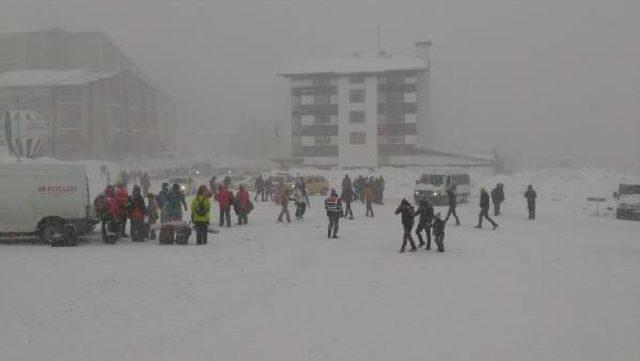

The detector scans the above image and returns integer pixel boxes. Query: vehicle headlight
[432,192,439,196]
[414,191,420,195]
[181,185,186,190]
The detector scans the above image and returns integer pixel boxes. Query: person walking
[364,183,374,217]
[264,177,273,201]
[235,185,251,225]
[127,185,147,242]
[444,185,461,225]
[476,188,498,229]
[156,183,170,222]
[325,189,343,238]
[395,199,417,253]
[146,193,159,240]
[414,200,434,249]
[341,183,355,219]
[140,172,151,196]
[293,186,307,220]
[432,212,446,252]
[100,185,121,242]
[525,185,537,220]
[277,187,292,223]
[191,185,211,245]
[491,183,505,216]
[217,184,233,227]
[254,175,265,202]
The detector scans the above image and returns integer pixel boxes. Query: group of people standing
[340,174,384,220]
[394,198,446,253]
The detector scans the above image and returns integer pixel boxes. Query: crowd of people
[95,166,538,253]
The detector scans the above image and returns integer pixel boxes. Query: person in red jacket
[127,185,147,241]
[115,183,129,237]
[235,185,251,225]
[217,184,233,227]
[100,185,121,241]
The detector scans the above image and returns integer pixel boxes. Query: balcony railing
[377,122,417,136]
[293,104,339,116]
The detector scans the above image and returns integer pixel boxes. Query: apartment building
[279,42,435,168]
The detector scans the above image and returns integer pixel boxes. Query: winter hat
[331,188,338,196]
[162,183,169,189]
[172,183,180,191]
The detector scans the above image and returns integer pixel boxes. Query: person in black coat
[341,184,355,219]
[524,185,537,220]
[414,200,434,249]
[476,188,498,229]
[432,212,446,252]
[395,199,417,253]
[444,185,461,225]
[254,175,265,202]
[491,183,505,216]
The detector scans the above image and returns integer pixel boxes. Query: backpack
[94,194,107,219]
[195,198,208,217]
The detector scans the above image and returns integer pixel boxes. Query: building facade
[279,42,434,168]
[0,29,176,160]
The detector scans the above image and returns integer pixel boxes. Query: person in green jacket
[191,185,211,245]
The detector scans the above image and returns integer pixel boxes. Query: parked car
[0,162,97,246]
[613,184,640,220]
[168,176,197,196]
[414,170,471,206]
[267,173,296,194]
[304,175,330,195]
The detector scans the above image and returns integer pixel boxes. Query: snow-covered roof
[0,69,120,88]
[278,54,428,76]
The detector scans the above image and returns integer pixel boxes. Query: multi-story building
[0,28,176,160]
[279,42,493,169]
[279,42,438,168]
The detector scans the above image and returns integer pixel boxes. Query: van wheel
[63,224,78,247]
[41,223,64,247]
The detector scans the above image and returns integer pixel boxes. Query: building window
[389,135,405,144]
[301,94,314,105]
[315,114,330,124]
[315,135,331,145]
[349,89,365,103]
[349,74,365,83]
[349,110,365,123]
[349,132,366,145]
[313,78,331,87]
[314,93,330,104]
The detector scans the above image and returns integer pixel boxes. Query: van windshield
[418,174,446,186]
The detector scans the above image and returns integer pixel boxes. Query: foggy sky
[1,0,638,170]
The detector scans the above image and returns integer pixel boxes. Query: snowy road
[1,194,639,361]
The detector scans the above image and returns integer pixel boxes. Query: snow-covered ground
[1,164,639,361]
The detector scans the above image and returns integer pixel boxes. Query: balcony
[293,145,338,157]
[293,124,339,136]
[293,104,338,116]
[377,122,417,136]
[377,83,417,93]
[378,102,417,114]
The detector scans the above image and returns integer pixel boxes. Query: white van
[0,162,96,246]
[414,170,471,206]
